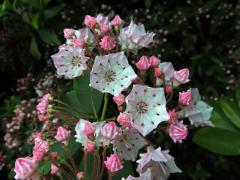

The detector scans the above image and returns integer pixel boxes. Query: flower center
[135,101,148,114]
[71,56,82,67]
[104,70,116,82]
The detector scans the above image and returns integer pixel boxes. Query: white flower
[51,45,88,79]
[156,62,175,86]
[135,147,181,180]
[65,27,95,46]
[75,119,107,147]
[125,85,169,136]
[179,88,214,127]
[112,128,146,161]
[90,51,137,95]
[119,21,155,50]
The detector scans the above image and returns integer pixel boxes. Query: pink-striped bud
[84,15,96,28]
[83,122,96,136]
[104,154,123,173]
[102,121,119,139]
[55,126,70,143]
[117,112,132,128]
[72,38,85,48]
[64,28,74,39]
[135,56,151,71]
[174,68,190,85]
[14,157,38,179]
[165,86,173,94]
[149,56,160,67]
[86,141,95,153]
[76,172,84,180]
[51,164,59,175]
[154,67,163,77]
[179,90,192,106]
[113,94,125,106]
[99,35,116,51]
[111,15,123,27]
[99,23,109,34]
[169,121,188,143]
[168,109,178,124]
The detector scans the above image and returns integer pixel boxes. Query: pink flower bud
[76,172,84,180]
[154,67,163,77]
[165,86,173,94]
[179,90,192,106]
[72,38,85,48]
[99,23,109,34]
[51,164,59,175]
[113,94,125,106]
[102,121,119,139]
[104,154,123,173]
[169,121,188,143]
[38,114,45,121]
[111,15,123,27]
[99,35,116,51]
[64,28,74,39]
[33,148,46,161]
[33,137,49,161]
[135,56,151,71]
[86,141,95,153]
[117,112,132,128]
[174,68,190,84]
[84,15,96,28]
[36,93,51,115]
[55,126,70,143]
[168,109,178,124]
[14,157,38,179]
[49,152,58,161]
[149,56,160,67]
[83,122,96,136]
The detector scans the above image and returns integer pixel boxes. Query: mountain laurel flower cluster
[14,14,213,180]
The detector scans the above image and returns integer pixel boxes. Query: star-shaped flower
[90,51,137,95]
[125,85,169,136]
[51,45,89,79]
[119,21,155,50]
[75,119,107,147]
[156,62,175,86]
[112,128,146,161]
[179,88,214,127]
[136,147,181,180]
[65,27,95,47]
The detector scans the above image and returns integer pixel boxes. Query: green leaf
[30,37,41,60]
[44,4,65,19]
[49,137,81,160]
[38,29,60,45]
[236,82,240,108]
[31,13,39,29]
[193,127,240,155]
[220,97,240,129]
[73,70,103,116]
[203,0,219,10]
[114,161,134,179]
[38,159,51,175]
[211,108,240,133]
[234,47,240,59]
[2,0,12,11]
[65,90,84,118]
[145,0,152,8]
[20,0,42,9]
[8,170,15,179]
